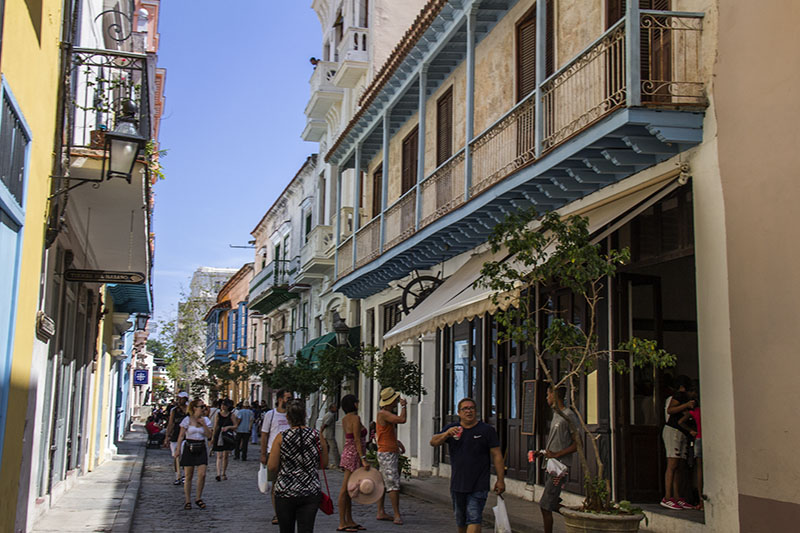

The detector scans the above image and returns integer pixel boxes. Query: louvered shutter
[517,13,536,101]
[401,127,418,195]
[545,0,555,76]
[372,166,382,218]
[436,87,453,166]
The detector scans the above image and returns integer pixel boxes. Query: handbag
[315,432,335,515]
[221,430,237,447]
[187,441,204,455]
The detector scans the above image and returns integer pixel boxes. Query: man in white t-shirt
[260,388,292,525]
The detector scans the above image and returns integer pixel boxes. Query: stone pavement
[132,445,494,532]
[32,425,147,532]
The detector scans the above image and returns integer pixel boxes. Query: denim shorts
[451,490,488,527]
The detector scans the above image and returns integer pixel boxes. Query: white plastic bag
[493,495,512,533]
[545,458,568,477]
[258,463,269,494]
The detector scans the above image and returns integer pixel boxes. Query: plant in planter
[477,208,676,531]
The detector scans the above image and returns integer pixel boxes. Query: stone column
[417,332,437,476]
[398,339,419,466]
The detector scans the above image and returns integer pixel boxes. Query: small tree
[477,208,675,513]
[316,345,362,397]
[359,345,426,398]
[267,356,322,400]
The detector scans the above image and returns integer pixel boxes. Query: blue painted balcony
[327,2,706,299]
[205,339,230,365]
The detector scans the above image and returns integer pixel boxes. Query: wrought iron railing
[384,188,417,250]
[249,258,294,300]
[541,19,626,152]
[68,48,150,151]
[338,236,354,278]
[420,149,466,228]
[640,11,705,106]
[470,94,536,197]
[355,216,381,268]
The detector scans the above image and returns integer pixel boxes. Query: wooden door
[614,274,665,502]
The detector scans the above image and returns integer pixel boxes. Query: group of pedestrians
[160,383,582,533]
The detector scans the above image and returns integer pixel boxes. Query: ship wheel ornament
[400,274,443,315]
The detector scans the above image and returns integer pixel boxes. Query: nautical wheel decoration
[400,273,443,315]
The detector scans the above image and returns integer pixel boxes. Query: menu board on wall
[521,380,537,435]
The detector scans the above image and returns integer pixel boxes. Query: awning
[108,283,151,315]
[383,178,681,346]
[299,332,337,360]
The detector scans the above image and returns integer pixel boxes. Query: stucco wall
[713,0,800,529]
[371,0,429,79]
[0,0,65,526]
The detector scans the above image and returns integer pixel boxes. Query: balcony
[331,7,706,299]
[298,225,335,282]
[334,27,369,88]
[205,339,230,365]
[248,257,301,315]
[305,60,343,120]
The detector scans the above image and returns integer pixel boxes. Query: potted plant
[477,209,676,532]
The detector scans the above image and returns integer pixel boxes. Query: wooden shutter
[401,126,418,194]
[372,165,382,218]
[516,12,536,101]
[545,0,554,77]
[436,87,453,166]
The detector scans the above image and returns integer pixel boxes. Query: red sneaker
[676,498,694,509]
[660,498,682,510]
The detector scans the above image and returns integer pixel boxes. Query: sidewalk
[402,474,567,533]
[32,424,147,533]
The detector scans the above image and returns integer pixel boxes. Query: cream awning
[383,178,681,346]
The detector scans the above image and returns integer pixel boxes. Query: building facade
[320,0,800,531]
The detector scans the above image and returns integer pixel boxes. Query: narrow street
[133,445,493,532]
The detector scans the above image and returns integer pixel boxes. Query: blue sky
[152,2,320,323]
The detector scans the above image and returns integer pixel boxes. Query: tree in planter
[358,345,426,397]
[477,208,676,515]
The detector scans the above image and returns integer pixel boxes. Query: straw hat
[347,467,385,505]
[379,387,400,407]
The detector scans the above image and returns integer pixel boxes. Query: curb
[111,427,148,532]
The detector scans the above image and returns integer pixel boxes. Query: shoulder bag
[315,430,335,515]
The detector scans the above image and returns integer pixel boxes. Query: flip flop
[271,516,279,525]
[336,528,358,532]
[393,518,403,526]
[183,502,192,510]
[376,516,394,522]
[195,499,206,509]
[353,526,367,531]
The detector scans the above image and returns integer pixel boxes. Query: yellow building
[0,0,64,527]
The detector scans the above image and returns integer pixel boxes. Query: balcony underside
[206,354,232,365]
[333,107,704,299]
[249,287,299,315]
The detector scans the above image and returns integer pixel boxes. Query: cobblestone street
[133,446,492,532]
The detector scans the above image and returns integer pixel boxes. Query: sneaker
[660,498,681,510]
[173,478,182,486]
[676,499,694,509]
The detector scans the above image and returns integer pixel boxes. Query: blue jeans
[451,490,488,527]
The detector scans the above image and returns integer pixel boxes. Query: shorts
[451,490,488,527]
[694,437,702,459]
[377,451,400,492]
[662,425,687,459]
[539,473,565,512]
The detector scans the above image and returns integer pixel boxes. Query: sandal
[336,528,358,532]
[183,502,192,510]
[195,499,206,509]
[353,525,367,530]
[271,516,279,525]
[393,518,403,526]
[215,475,221,482]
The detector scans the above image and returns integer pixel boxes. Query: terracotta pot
[561,508,644,533]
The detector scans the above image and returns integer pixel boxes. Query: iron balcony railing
[336,10,705,280]
[249,257,299,301]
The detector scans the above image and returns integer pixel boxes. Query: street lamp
[102,101,147,183]
[332,310,349,347]
[134,313,149,331]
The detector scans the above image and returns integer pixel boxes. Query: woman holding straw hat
[375,387,407,525]
[337,395,370,532]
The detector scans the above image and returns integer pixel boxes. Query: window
[436,87,453,166]
[382,300,403,335]
[371,164,383,218]
[401,126,418,195]
[516,1,554,102]
[304,211,312,243]
[0,78,32,455]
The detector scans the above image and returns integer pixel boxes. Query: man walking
[535,386,579,533]
[163,392,189,485]
[234,402,254,461]
[260,389,292,526]
[375,387,407,524]
[430,397,505,533]
[320,403,339,468]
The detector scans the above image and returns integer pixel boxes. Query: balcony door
[515,2,551,160]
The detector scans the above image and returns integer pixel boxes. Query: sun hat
[379,387,400,407]
[347,467,385,505]
[177,392,189,398]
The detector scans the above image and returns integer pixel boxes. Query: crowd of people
[148,380,701,533]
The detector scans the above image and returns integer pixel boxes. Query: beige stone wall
[713,0,800,528]
[371,0,429,79]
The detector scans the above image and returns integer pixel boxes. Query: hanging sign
[133,369,149,385]
[65,269,145,284]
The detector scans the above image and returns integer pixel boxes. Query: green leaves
[266,356,322,400]
[316,345,362,397]
[359,346,426,398]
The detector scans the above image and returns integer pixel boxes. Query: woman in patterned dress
[268,399,329,533]
[337,395,370,532]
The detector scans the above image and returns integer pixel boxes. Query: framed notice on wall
[521,380,537,435]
